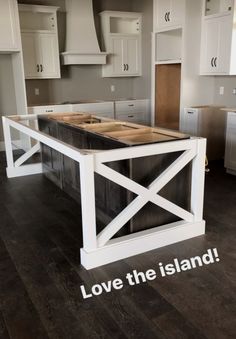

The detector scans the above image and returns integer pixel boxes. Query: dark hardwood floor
[0,151,235,339]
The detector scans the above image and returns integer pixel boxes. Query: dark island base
[38,115,191,238]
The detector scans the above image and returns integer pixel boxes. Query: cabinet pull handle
[37,64,40,72]
[128,115,134,118]
[214,57,217,67]
[123,64,126,71]
[211,57,214,67]
[128,104,134,107]
[187,111,194,114]
[40,64,43,72]
[165,12,167,22]
[126,64,129,71]
[168,12,170,21]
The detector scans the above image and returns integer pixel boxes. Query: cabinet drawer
[115,100,149,114]
[116,112,149,125]
[28,104,72,115]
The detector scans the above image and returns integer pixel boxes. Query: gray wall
[0,55,17,142]
[213,77,236,107]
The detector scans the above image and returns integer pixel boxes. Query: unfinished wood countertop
[42,112,190,146]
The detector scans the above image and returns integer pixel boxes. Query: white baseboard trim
[80,220,206,269]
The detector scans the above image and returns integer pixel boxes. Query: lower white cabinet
[115,100,150,125]
[72,102,115,119]
[225,112,236,175]
[28,100,149,125]
[21,32,61,79]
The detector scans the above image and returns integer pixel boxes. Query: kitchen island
[2,112,206,269]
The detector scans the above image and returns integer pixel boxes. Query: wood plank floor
[0,152,235,339]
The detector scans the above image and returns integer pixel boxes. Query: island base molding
[81,220,205,269]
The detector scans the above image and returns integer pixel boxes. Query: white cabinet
[204,0,233,16]
[21,32,60,79]
[107,36,140,76]
[154,0,185,32]
[225,112,236,175]
[200,14,232,74]
[19,5,61,79]
[115,100,150,125]
[200,1,236,75]
[100,11,142,77]
[0,0,19,52]
[72,102,114,119]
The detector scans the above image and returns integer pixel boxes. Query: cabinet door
[110,37,125,75]
[200,15,232,74]
[0,0,18,51]
[217,15,232,73]
[170,0,185,27]
[125,38,140,75]
[103,36,141,77]
[21,33,39,78]
[155,0,171,31]
[38,33,60,78]
[201,18,220,73]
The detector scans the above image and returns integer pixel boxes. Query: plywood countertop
[41,112,190,146]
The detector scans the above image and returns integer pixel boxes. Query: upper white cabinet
[204,0,233,16]
[100,11,142,77]
[0,0,19,52]
[154,0,185,32]
[200,1,236,75]
[19,5,61,79]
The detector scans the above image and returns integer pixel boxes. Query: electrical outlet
[233,88,236,95]
[111,85,115,92]
[35,88,40,96]
[219,86,224,95]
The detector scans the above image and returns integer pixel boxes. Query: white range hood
[61,0,107,65]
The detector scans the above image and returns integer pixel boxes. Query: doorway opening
[155,63,181,131]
